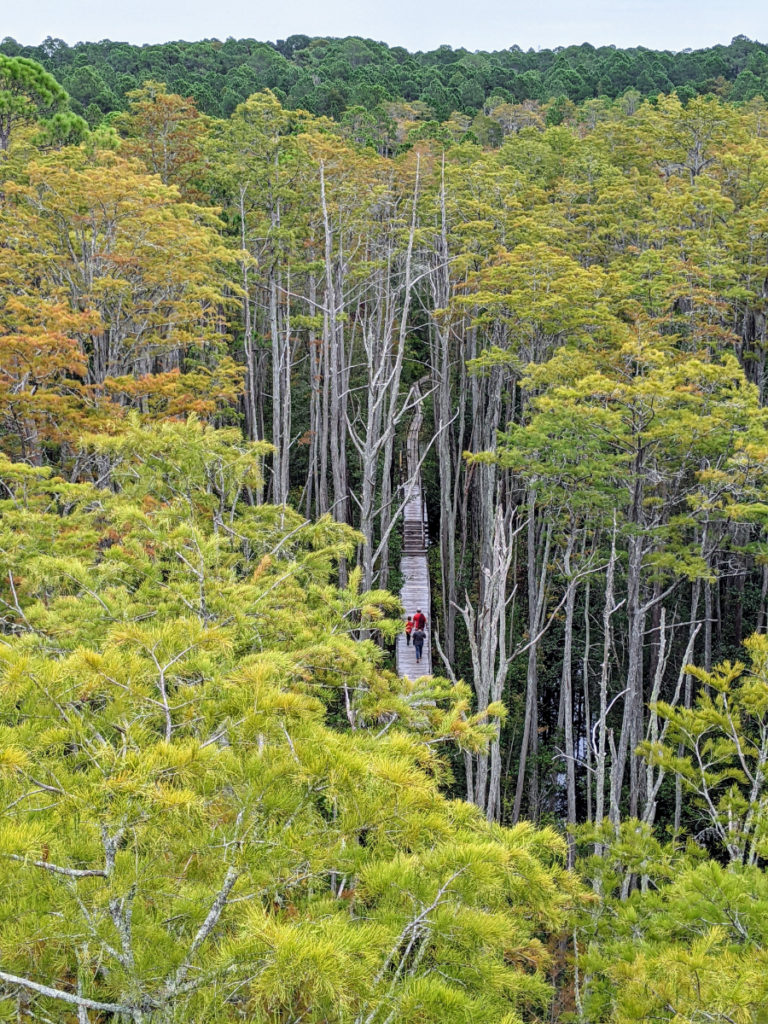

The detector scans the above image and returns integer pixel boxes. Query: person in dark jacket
[412,626,425,664]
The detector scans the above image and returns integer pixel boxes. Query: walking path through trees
[396,400,432,677]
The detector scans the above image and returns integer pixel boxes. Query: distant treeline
[2,32,768,124]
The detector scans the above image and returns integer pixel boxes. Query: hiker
[404,616,413,645]
[412,625,425,664]
[413,608,426,631]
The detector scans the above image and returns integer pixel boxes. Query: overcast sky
[3,0,766,52]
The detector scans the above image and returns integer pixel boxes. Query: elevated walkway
[396,394,432,677]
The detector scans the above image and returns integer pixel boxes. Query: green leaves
[0,418,580,1022]
[0,55,69,151]
[577,860,768,1023]
[643,633,768,865]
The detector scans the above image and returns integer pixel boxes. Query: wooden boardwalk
[396,395,432,677]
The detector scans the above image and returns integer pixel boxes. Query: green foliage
[644,633,768,865]
[0,419,581,1022]
[576,859,768,1022]
[31,107,89,147]
[0,54,69,150]
[5,49,768,1024]
[4,36,768,126]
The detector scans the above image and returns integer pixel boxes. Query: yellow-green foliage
[576,858,768,1023]
[0,420,582,1023]
[643,634,768,866]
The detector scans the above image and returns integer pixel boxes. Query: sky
[2,0,766,53]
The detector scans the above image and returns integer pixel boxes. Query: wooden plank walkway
[396,394,432,677]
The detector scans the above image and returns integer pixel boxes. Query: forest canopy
[1,33,768,124]
[3,46,768,1022]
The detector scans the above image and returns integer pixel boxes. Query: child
[404,616,413,646]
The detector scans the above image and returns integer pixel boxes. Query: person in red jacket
[413,608,426,631]
[404,616,414,646]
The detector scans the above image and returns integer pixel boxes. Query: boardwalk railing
[396,392,432,677]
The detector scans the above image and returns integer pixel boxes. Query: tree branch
[0,971,128,1014]
[4,853,106,879]
[170,865,240,992]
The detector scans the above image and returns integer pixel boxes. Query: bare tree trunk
[595,515,618,831]
[306,273,323,517]
[320,275,331,517]
[612,461,646,823]
[561,526,579,867]
[347,161,420,590]
[430,157,462,662]
[756,563,768,634]
[513,493,551,823]
[674,578,702,832]
[704,577,713,671]
[269,262,292,506]
[320,161,349,529]
[643,607,668,830]
[582,576,593,825]
[459,505,518,821]
[239,187,259,444]
[378,428,396,591]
